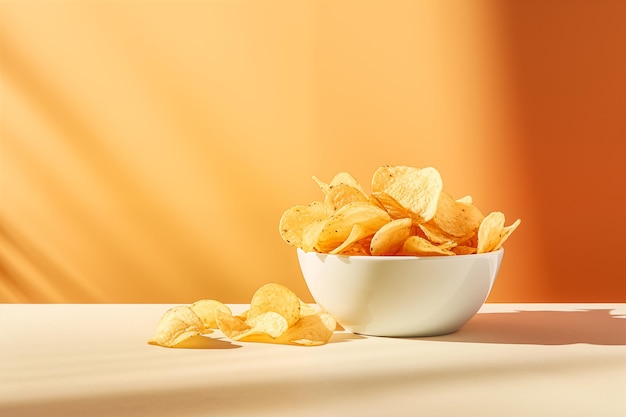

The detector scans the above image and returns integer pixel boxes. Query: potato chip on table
[148,283,336,348]
[148,306,206,348]
[189,299,232,332]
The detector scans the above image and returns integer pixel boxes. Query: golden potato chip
[217,309,335,346]
[279,201,332,248]
[300,218,328,252]
[280,165,519,256]
[476,211,504,253]
[458,232,478,249]
[420,191,484,244]
[313,172,366,205]
[312,175,330,195]
[313,201,391,253]
[325,183,369,210]
[371,165,403,191]
[299,299,318,316]
[370,217,413,256]
[235,309,249,321]
[494,218,521,251]
[450,245,478,255]
[151,283,337,348]
[334,236,372,255]
[245,311,290,338]
[216,301,335,346]
[190,299,232,331]
[401,236,456,256]
[329,172,365,190]
[284,313,336,346]
[368,193,386,211]
[148,306,205,348]
[215,309,255,340]
[456,195,473,204]
[477,212,521,253]
[248,283,301,327]
[330,224,372,255]
[371,165,443,223]
[370,192,411,220]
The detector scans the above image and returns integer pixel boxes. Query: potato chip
[245,311,290,338]
[368,193,386,211]
[215,309,256,341]
[370,192,411,220]
[494,218,521,251]
[330,224,372,255]
[313,172,367,209]
[217,309,336,346]
[476,211,504,253]
[420,191,484,244]
[150,283,337,348]
[371,165,443,223]
[334,237,373,256]
[300,218,328,252]
[299,299,318,316]
[248,283,301,327]
[312,176,330,195]
[401,236,456,256]
[215,292,336,345]
[148,306,205,348]
[325,183,369,210]
[328,172,365,190]
[450,245,478,255]
[280,165,519,255]
[477,211,521,253]
[458,232,479,249]
[370,217,413,256]
[283,313,336,346]
[313,201,391,253]
[190,299,232,331]
[456,195,473,204]
[279,201,332,248]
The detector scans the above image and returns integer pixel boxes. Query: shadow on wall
[494,1,626,301]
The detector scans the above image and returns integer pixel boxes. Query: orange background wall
[1,0,625,303]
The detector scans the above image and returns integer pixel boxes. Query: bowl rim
[296,247,504,261]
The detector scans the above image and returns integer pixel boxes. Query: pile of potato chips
[279,165,520,256]
[148,283,336,348]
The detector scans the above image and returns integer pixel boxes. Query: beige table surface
[1,303,625,417]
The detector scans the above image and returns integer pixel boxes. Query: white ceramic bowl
[297,248,504,337]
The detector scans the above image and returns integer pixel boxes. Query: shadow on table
[173,335,243,349]
[167,327,365,348]
[329,332,366,344]
[420,309,626,345]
